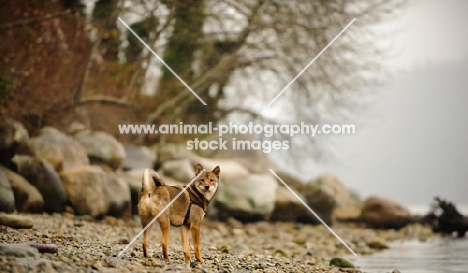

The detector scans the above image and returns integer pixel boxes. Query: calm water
[350,204,468,273]
[351,238,468,273]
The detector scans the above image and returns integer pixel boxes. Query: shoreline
[0,213,437,272]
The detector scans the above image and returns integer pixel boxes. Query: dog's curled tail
[142,169,165,193]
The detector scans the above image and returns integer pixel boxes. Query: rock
[198,157,250,183]
[270,186,316,223]
[0,169,15,213]
[60,165,110,217]
[303,189,336,225]
[293,232,308,245]
[336,188,363,220]
[307,173,350,206]
[360,196,411,229]
[23,184,44,213]
[0,243,39,258]
[329,257,355,268]
[13,258,55,271]
[0,214,34,229]
[27,127,89,172]
[12,155,67,213]
[275,171,306,191]
[0,116,29,166]
[161,158,194,183]
[160,174,185,186]
[273,248,290,258]
[105,172,131,217]
[157,143,200,164]
[122,144,156,171]
[118,171,141,215]
[0,165,29,212]
[335,205,362,220]
[216,172,277,222]
[366,239,389,250]
[74,130,126,170]
[302,173,350,225]
[231,243,249,255]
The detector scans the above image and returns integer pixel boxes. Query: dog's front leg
[181,225,191,262]
[191,224,204,263]
[159,219,171,261]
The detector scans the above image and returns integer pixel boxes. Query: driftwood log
[423,197,468,237]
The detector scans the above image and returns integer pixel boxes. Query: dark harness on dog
[182,185,208,226]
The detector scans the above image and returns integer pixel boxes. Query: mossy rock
[329,257,355,268]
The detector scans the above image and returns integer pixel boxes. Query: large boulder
[27,127,89,172]
[302,173,351,225]
[12,155,67,213]
[198,158,250,184]
[161,158,194,183]
[270,172,318,223]
[308,173,350,206]
[0,170,15,213]
[275,171,306,192]
[156,143,201,164]
[60,165,132,217]
[0,165,29,211]
[304,187,336,225]
[335,188,363,220]
[74,130,126,170]
[59,165,110,217]
[23,184,44,213]
[216,172,277,222]
[270,186,317,222]
[360,196,411,229]
[122,144,156,171]
[105,172,131,217]
[118,170,142,215]
[0,116,28,166]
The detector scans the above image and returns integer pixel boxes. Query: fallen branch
[424,197,468,237]
[26,243,58,254]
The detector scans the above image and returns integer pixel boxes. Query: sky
[298,0,468,206]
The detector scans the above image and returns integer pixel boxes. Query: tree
[0,0,407,157]
[123,0,406,153]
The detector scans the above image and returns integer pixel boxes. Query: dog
[138,163,220,263]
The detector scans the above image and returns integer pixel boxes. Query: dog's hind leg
[159,218,171,261]
[181,225,191,262]
[141,217,153,258]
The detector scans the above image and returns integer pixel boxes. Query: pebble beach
[0,213,436,272]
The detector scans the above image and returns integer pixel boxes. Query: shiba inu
[138,163,220,263]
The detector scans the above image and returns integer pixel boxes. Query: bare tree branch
[0,11,73,30]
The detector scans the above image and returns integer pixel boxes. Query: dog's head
[194,163,220,200]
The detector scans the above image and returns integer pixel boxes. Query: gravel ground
[0,213,436,272]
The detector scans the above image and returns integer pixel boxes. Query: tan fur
[138,163,220,263]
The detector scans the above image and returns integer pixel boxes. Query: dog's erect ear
[212,166,220,178]
[195,163,203,175]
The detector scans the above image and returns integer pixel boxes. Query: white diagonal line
[117,169,206,258]
[118,17,207,105]
[268,169,357,256]
[268,18,356,105]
